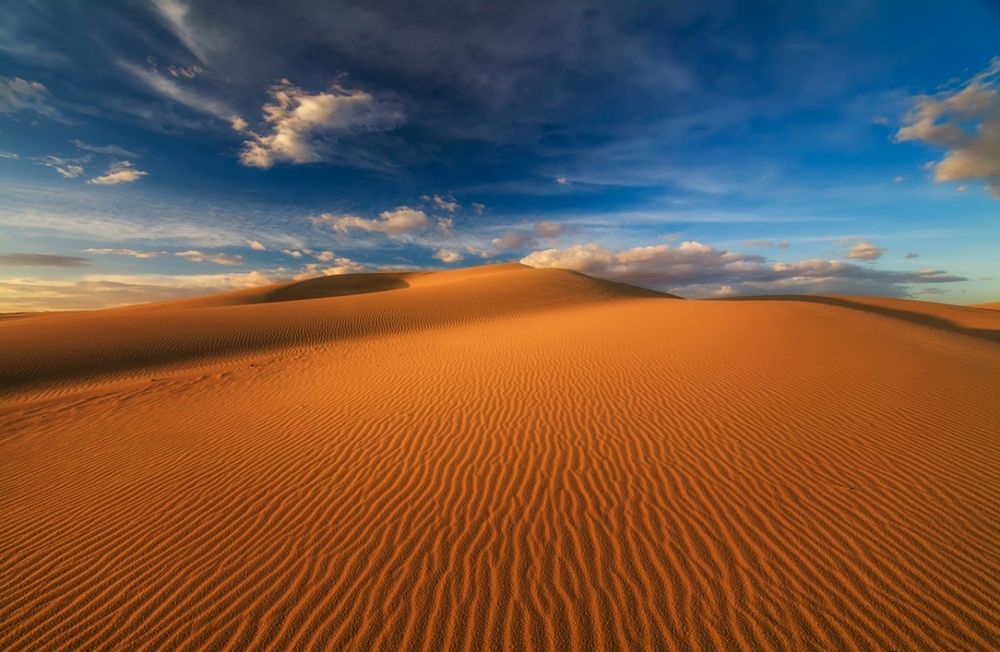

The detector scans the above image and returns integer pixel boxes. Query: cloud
[175,250,244,265]
[521,241,965,298]
[88,161,149,185]
[314,206,429,235]
[434,249,463,263]
[893,175,905,183]
[0,271,276,311]
[534,221,564,239]
[742,239,791,249]
[423,194,459,212]
[0,76,61,120]
[230,116,248,132]
[71,140,141,158]
[282,249,304,258]
[491,230,536,251]
[905,252,920,259]
[0,253,89,267]
[555,176,570,185]
[32,155,85,179]
[86,247,243,265]
[239,79,404,168]
[844,241,884,261]
[0,150,18,160]
[122,60,235,121]
[245,239,266,250]
[168,64,202,79]
[151,0,216,64]
[896,57,1000,198]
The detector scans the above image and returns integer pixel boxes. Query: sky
[0,0,998,311]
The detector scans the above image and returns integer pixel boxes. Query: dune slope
[1,264,998,651]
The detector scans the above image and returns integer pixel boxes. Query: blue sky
[0,0,997,310]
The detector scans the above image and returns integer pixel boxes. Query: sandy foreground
[1,263,998,651]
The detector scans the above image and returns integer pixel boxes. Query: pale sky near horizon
[1,0,998,311]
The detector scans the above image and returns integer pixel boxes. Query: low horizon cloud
[521,241,965,298]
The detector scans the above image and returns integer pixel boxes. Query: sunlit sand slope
[1,264,997,651]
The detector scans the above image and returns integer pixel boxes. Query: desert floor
[2,263,998,651]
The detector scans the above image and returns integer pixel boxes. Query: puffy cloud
[88,161,149,185]
[314,206,429,235]
[313,250,336,262]
[896,57,1000,198]
[245,239,266,250]
[0,76,61,120]
[230,116,248,132]
[239,80,404,168]
[522,241,965,298]
[434,249,463,263]
[71,140,141,158]
[844,241,884,261]
[0,253,89,267]
[86,247,243,265]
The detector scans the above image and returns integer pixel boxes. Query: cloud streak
[0,253,89,267]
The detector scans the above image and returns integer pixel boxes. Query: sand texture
[2,264,998,651]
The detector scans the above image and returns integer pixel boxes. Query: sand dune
[1,264,998,651]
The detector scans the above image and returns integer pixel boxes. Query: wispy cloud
[0,76,64,121]
[86,247,243,265]
[32,155,85,179]
[0,252,89,267]
[72,140,141,158]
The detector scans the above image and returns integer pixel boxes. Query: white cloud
[239,79,404,168]
[71,140,141,158]
[282,249,304,258]
[313,250,336,262]
[434,249,463,263]
[230,116,248,132]
[88,161,149,185]
[175,250,244,265]
[245,239,266,250]
[896,57,1000,198]
[0,76,61,120]
[893,175,905,183]
[555,176,570,185]
[86,247,243,265]
[844,241,884,261]
[168,64,202,79]
[122,60,236,122]
[32,155,85,179]
[522,241,965,298]
[425,194,459,212]
[314,206,429,235]
[151,0,215,64]
[0,150,18,160]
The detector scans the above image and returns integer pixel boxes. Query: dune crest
[1,265,998,651]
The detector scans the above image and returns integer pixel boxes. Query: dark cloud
[0,253,90,267]
[522,242,966,298]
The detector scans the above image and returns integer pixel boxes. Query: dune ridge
[1,264,998,651]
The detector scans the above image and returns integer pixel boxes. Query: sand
[1,263,998,651]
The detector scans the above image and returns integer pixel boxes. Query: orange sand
[2,263,998,650]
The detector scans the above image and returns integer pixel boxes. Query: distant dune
[2,263,998,650]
